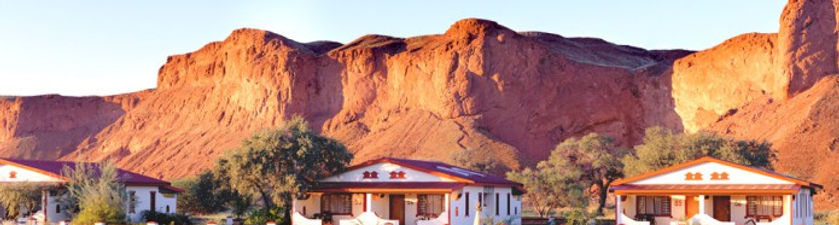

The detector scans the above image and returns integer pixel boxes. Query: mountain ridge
[1,8,838,208]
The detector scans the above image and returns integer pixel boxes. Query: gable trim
[343,158,475,183]
[0,158,70,182]
[612,157,821,189]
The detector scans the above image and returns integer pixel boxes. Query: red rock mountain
[1,0,837,208]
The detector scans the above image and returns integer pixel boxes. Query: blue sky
[0,1,786,96]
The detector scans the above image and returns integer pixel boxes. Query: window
[465,192,470,216]
[747,196,782,217]
[478,192,483,207]
[362,171,378,179]
[321,194,352,214]
[150,191,157,211]
[389,171,406,179]
[56,204,61,214]
[495,193,500,216]
[506,193,511,215]
[128,191,136,213]
[636,196,671,216]
[418,194,444,217]
[166,205,170,213]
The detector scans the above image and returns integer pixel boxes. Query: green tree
[0,183,43,219]
[623,127,775,177]
[173,171,230,214]
[216,116,353,223]
[449,148,502,174]
[551,133,627,216]
[507,150,588,218]
[61,160,129,225]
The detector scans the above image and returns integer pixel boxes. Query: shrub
[0,183,42,219]
[61,160,128,225]
[141,210,193,225]
[562,208,594,225]
[243,207,285,225]
[815,210,839,225]
[172,171,229,214]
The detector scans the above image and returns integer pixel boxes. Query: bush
[62,161,128,225]
[243,207,285,225]
[562,208,594,225]
[815,210,839,225]
[141,210,193,225]
[0,183,42,219]
[172,171,229,214]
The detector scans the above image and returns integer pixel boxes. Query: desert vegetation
[173,116,353,225]
[507,126,776,223]
[61,160,129,225]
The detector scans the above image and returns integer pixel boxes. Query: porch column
[42,189,48,224]
[698,195,705,215]
[615,195,622,225]
[364,193,372,212]
[444,193,450,212]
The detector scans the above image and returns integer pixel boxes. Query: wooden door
[685,195,699,219]
[389,195,405,225]
[713,196,731,221]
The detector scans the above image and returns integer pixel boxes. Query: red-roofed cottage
[0,158,183,223]
[291,157,524,225]
[610,157,821,225]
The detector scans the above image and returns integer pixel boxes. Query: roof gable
[321,162,458,182]
[0,164,65,182]
[325,157,521,187]
[0,158,170,186]
[613,157,821,189]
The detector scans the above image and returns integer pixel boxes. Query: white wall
[126,186,178,223]
[370,194,389,218]
[0,164,64,182]
[731,195,747,225]
[793,189,814,225]
[448,186,521,225]
[631,162,793,185]
[321,163,457,183]
[45,191,72,223]
[293,194,322,217]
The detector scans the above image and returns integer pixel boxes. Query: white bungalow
[610,157,821,225]
[0,158,183,224]
[291,157,524,225]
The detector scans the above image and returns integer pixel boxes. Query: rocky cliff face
[29,19,687,179]
[2,0,839,208]
[670,0,839,208]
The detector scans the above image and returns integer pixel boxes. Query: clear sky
[0,0,786,96]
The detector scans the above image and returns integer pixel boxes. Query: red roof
[611,157,822,189]
[0,158,181,192]
[609,184,801,194]
[345,157,522,187]
[611,184,799,191]
[311,182,467,193]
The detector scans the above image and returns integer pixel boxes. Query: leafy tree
[173,171,231,214]
[623,127,775,177]
[506,151,588,218]
[61,160,129,225]
[551,133,627,215]
[449,148,502,174]
[216,116,353,223]
[0,183,43,219]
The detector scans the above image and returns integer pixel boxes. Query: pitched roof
[610,184,800,195]
[611,156,822,189]
[0,158,180,192]
[344,157,522,187]
[311,182,467,193]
